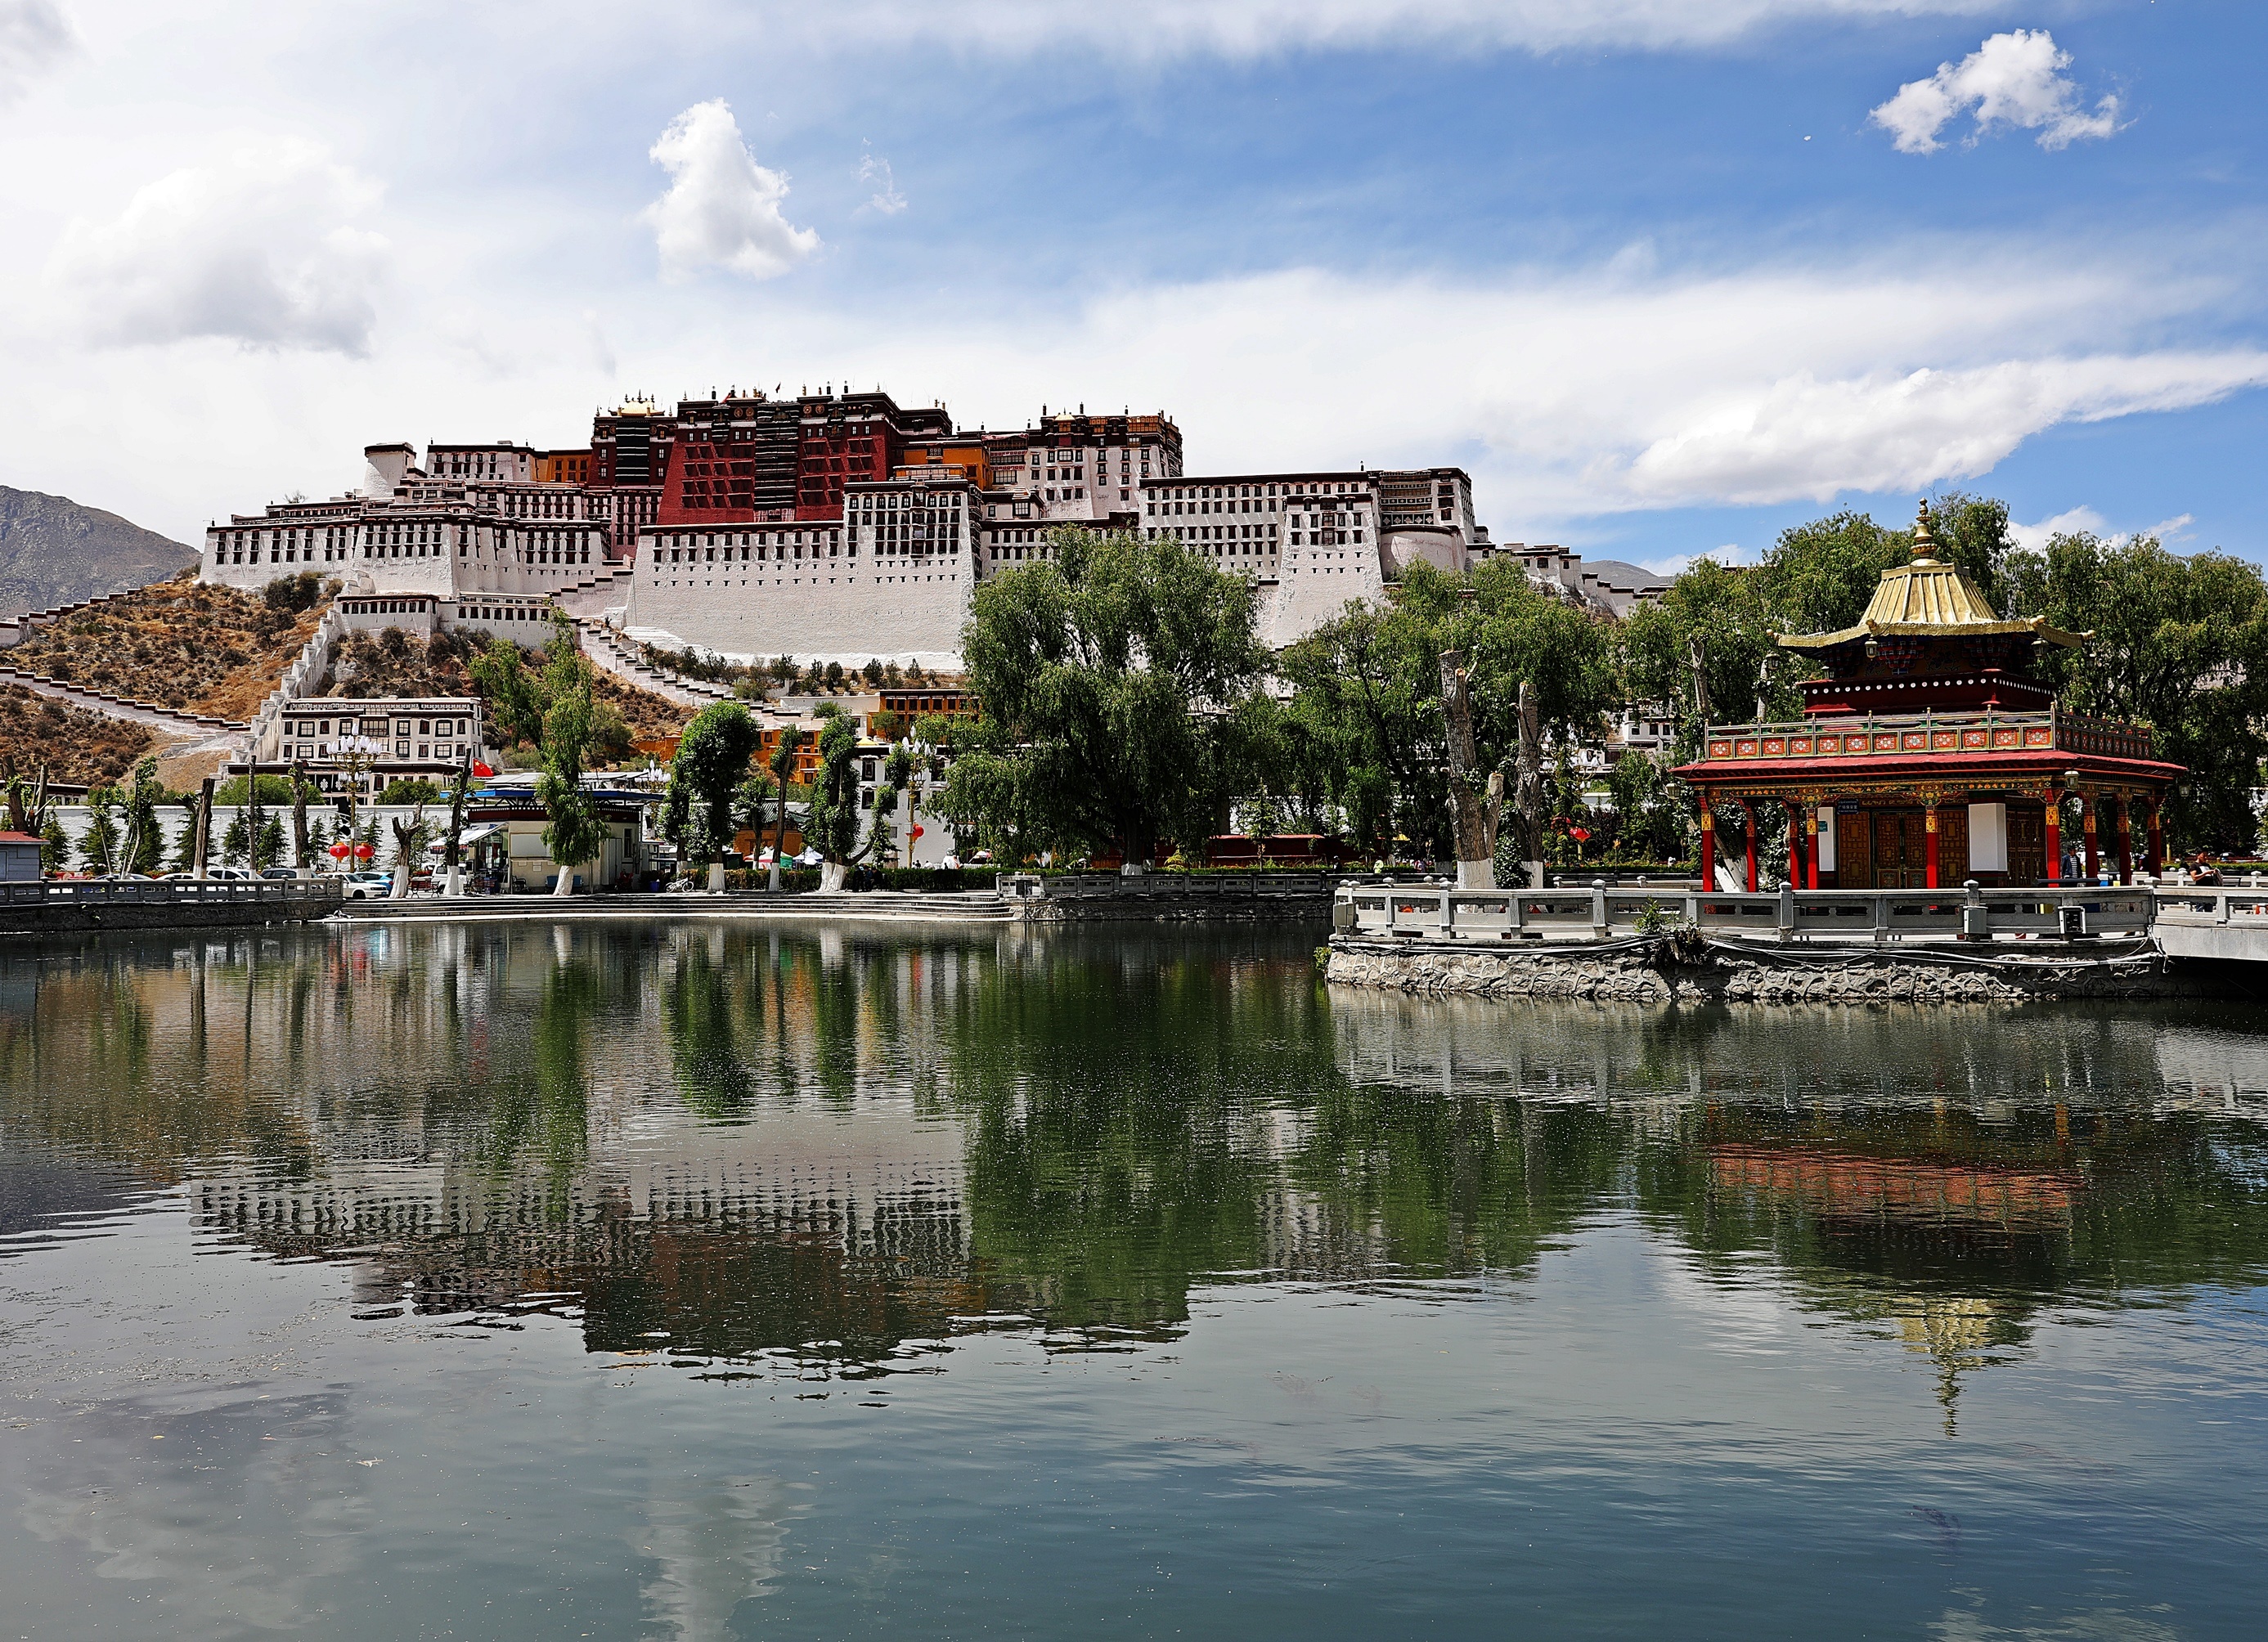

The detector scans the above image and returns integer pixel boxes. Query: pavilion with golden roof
[1675,504,2183,891]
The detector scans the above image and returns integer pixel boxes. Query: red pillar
[1743,800,1758,893]
[2082,795,2099,882]
[1924,801,1941,890]
[2145,801,2163,876]
[1700,796,1716,891]
[1787,797,1803,890]
[2043,792,2063,886]
[2116,796,2133,885]
[1805,803,1821,890]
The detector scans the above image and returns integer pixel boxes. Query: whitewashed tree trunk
[819,860,847,892]
[707,859,725,892]
[390,860,412,899]
[553,864,576,895]
[443,866,464,897]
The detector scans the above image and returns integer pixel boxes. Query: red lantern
[1571,827,1592,844]
[353,842,375,862]
[328,841,350,860]
[909,824,924,841]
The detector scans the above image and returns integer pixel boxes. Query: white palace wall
[626,548,971,669]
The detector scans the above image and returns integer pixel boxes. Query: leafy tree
[938,529,1269,864]
[823,661,847,693]
[2002,531,2268,850]
[1280,559,1613,859]
[378,777,441,805]
[767,725,807,877]
[862,658,885,686]
[78,791,120,872]
[665,701,761,880]
[805,716,912,882]
[40,810,67,874]
[1606,748,1688,864]
[121,757,164,874]
[535,645,609,894]
[219,809,249,868]
[469,639,548,748]
[256,814,287,872]
[212,773,299,805]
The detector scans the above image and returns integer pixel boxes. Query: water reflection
[4,923,2267,1413]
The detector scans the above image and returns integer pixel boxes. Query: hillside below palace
[192,384,1600,666]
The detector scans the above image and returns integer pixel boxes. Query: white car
[340,871,395,900]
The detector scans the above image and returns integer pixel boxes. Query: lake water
[3,920,2267,1640]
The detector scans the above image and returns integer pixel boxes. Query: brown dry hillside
[6,571,328,722]
[324,626,689,746]
[0,684,158,786]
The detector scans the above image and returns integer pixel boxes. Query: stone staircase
[573,617,734,707]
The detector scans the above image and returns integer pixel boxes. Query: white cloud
[2012,506,2201,551]
[790,1,2001,58]
[859,147,906,216]
[1619,353,2268,506]
[642,99,819,281]
[45,138,388,355]
[2009,504,2107,551]
[1871,29,2121,155]
[0,0,72,105]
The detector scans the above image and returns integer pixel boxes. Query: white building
[199,442,619,650]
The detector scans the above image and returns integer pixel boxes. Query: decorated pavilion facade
[1675,507,2183,891]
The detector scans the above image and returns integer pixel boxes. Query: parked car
[259,866,299,881]
[155,867,257,882]
[341,871,395,900]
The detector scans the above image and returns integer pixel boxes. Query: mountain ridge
[0,486,198,619]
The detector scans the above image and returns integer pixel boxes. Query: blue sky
[1,1,2261,573]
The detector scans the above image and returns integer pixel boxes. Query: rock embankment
[1324,935,2172,1004]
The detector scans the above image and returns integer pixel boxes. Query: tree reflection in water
[3,922,2266,1414]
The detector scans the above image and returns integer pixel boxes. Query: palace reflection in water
[7,919,2267,1427]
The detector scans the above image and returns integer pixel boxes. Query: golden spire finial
[1911,500,1940,564]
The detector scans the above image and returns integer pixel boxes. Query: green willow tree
[806,711,914,887]
[666,700,761,887]
[2002,531,2268,850]
[939,529,1269,865]
[1278,559,1613,859]
[536,644,611,895]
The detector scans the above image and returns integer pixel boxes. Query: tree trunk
[192,778,213,880]
[290,760,310,879]
[1516,679,1543,879]
[819,860,847,891]
[442,743,470,896]
[1438,650,1494,889]
[553,863,577,895]
[707,859,725,891]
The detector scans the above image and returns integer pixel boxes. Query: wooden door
[2008,804,2046,885]
[1938,806,1969,884]
[1836,812,1873,888]
[1874,810,1927,888]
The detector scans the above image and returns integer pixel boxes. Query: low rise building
[250,696,492,798]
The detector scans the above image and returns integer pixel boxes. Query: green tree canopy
[1278,559,1614,857]
[939,529,1270,863]
[665,700,762,867]
[534,644,610,887]
[2002,531,2268,849]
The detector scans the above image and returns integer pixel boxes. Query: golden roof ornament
[1910,499,1940,565]
[1776,496,2086,653]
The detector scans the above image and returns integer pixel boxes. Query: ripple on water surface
[1,920,2266,1639]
